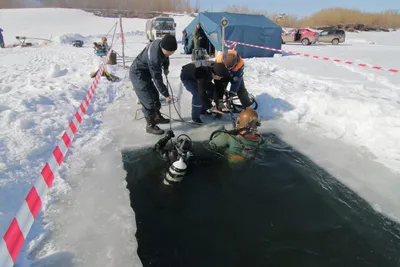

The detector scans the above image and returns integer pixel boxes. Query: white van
[146,16,176,42]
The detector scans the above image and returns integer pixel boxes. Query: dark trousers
[180,73,214,118]
[130,68,161,117]
[214,78,252,108]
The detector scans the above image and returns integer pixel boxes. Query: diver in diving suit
[209,108,265,162]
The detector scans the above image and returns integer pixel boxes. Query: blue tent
[182,12,282,58]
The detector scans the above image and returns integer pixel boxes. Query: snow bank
[345,31,400,46]
[56,33,87,44]
[46,64,68,78]
[0,8,147,45]
[246,59,400,173]
[0,7,145,267]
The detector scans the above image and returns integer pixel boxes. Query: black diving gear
[154,130,193,164]
[154,130,193,185]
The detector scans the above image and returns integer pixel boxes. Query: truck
[145,16,176,42]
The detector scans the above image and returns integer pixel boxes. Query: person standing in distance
[0,28,5,48]
[130,34,177,135]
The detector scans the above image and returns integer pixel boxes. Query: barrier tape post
[0,34,121,267]
[224,40,399,74]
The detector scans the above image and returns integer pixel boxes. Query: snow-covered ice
[0,7,400,266]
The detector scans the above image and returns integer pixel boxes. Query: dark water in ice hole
[122,133,400,267]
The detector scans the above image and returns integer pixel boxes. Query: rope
[106,22,118,40]
[133,96,179,120]
[132,75,249,128]
[168,98,172,131]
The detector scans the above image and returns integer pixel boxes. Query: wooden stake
[119,14,126,69]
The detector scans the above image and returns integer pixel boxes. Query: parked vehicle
[281,28,319,45]
[145,16,176,42]
[317,29,346,45]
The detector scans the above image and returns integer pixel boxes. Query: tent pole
[221,17,229,54]
[222,26,225,54]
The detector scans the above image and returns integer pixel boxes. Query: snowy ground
[1,8,400,267]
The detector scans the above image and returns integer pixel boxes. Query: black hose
[165,75,202,128]
[209,128,240,141]
[224,92,237,129]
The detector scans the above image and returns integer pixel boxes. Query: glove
[164,68,169,76]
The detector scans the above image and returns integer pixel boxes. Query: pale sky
[199,0,400,17]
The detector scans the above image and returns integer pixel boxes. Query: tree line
[2,1,399,28]
[223,5,400,29]
[0,0,199,13]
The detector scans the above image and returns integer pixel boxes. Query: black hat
[212,63,229,77]
[161,34,178,51]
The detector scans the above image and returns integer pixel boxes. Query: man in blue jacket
[129,34,177,135]
[215,50,252,111]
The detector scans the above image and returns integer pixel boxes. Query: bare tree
[193,0,200,13]
[0,0,197,14]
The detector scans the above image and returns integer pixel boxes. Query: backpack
[191,48,208,62]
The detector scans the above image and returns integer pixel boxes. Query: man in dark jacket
[180,60,230,123]
[129,34,177,135]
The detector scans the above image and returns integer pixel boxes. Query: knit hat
[160,34,178,51]
[212,63,229,77]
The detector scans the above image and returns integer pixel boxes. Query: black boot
[145,116,164,135]
[192,116,203,123]
[154,111,170,124]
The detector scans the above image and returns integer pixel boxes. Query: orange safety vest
[215,50,244,71]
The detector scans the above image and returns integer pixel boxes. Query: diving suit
[209,108,265,162]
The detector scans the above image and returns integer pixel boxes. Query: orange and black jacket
[215,50,245,96]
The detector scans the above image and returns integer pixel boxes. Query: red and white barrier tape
[0,34,121,267]
[224,41,237,50]
[225,40,399,73]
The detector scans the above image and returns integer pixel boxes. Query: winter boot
[192,116,203,124]
[104,70,120,82]
[90,69,99,78]
[145,116,164,135]
[154,111,170,124]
